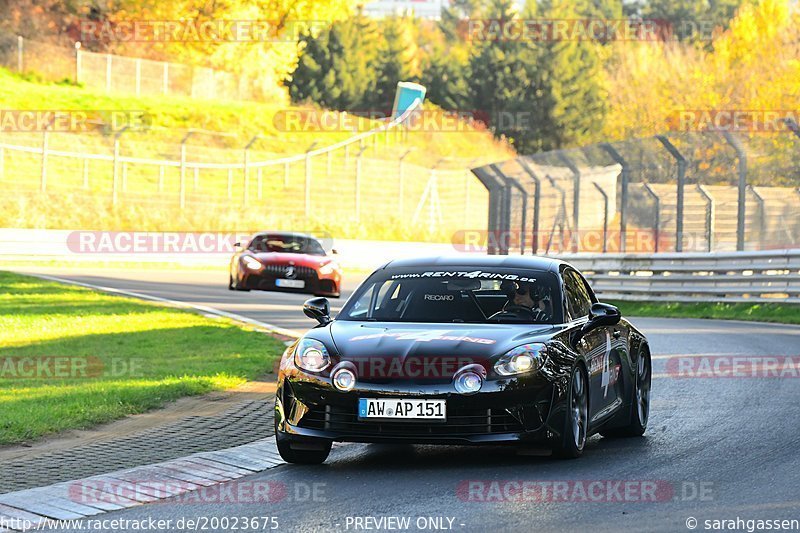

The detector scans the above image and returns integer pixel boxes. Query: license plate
[276,279,305,289]
[358,398,446,420]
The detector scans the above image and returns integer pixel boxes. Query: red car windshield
[248,235,325,255]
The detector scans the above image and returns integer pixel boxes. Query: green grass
[0,270,286,445]
[609,300,800,325]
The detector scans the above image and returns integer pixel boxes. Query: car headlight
[494,343,546,376]
[242,256,262,270]
[318,261,337,275]
[294,338,331,373]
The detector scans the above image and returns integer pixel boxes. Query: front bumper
[241,268,340,296]
[275,370,570,445]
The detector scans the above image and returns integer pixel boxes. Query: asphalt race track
[16,268,800,532]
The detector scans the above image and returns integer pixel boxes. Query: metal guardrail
[1,229,797,303]
[561,249,800,303]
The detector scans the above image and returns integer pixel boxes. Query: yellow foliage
[603,0,800,140]
[108,0,358,103]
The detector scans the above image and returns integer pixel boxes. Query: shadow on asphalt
[317,435,655,473]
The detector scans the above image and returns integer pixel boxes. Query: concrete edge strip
[16,272,303,339]
[0,437,285,531]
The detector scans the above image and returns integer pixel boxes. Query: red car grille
[262,264,317,279]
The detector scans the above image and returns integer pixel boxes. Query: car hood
[325,321,557,382]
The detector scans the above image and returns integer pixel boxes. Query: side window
[563,269,592,320]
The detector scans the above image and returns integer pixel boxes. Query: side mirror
[573,303,621,345]
[233,242,243,253]
[331,248,339,255]
[303,297,331,325]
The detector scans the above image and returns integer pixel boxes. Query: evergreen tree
[536,0,608,150]
[641,0,743,42]
[373,16,422,109]
[288,13,380,110]
[468,0,544,150]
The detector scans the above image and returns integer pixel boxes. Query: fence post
[40,129,48,193]
[106,54,112,93]
[162,63,169,95]
[112,126,129,207]
[257,168,262,199]
[593,182,609,253]
[748,185,766,250]
[544,175,567,254]
[464,172,471,227]
[74,42,82,84]
[398,149,413,218]
[243,135,261,206]
[180,132,192,210]
[326,150,332,177]
[655,135,687,252]
[600,143,629,252]
[486,163,519,254]
[227,169,233,199]
[135,59,142,96]
[193,167,199,191]
[502,172,528,254]
[17,35,23,72]
[722,131,748,251]
[696,184,715,252]
[284,161,289,187]
[121,162,128,192]
[158,166,165,192]
[82,159,89,189]
[556,152,581,252]
[355,146,367,223]
[641,183,661,252]
[304,142,318,218]
[517,159,541,255]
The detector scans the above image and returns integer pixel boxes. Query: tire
[233,275,250,292]
[602,347,651,438]
[552,363,589,459]
[228,274,235,291]
[275,420,332,465]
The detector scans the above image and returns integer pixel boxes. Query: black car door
[562,268,615,423]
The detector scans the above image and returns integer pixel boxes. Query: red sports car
[228,232,342,298]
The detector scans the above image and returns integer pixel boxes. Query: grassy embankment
[0,68,513,241]
[0,270,286,445]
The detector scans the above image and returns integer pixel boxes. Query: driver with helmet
[490,280,552,322]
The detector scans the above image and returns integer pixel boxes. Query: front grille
[262,264,316,279]
[298,404,524,436]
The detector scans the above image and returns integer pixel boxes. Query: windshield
[340,268,562,324]
[247,234,325,255]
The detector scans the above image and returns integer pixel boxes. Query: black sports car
[274,255,651,464]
